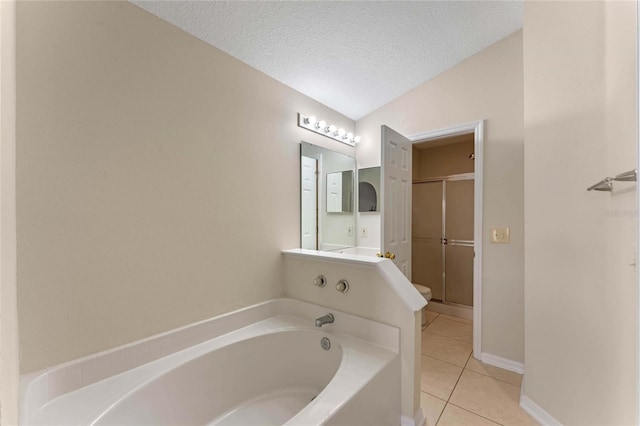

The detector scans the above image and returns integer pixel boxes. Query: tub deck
[29,313,399,425]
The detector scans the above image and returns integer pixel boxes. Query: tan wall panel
[415,138,474,179]
[16,1,355,373]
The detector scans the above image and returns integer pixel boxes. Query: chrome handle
[313,275,326,287]
[335,279,349,293]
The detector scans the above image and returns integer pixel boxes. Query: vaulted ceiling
[132,1,523,120]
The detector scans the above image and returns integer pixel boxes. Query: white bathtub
[23,299,400,425]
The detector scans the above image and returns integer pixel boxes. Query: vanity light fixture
[297,113,361,147]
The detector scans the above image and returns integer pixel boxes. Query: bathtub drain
[320,337,331,350]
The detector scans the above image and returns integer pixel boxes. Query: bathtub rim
[86,325,395,426]
[20,298,399,425]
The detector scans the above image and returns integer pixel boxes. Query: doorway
[380,122,483,354]
[406,121,484,356]
[412,134,475,311]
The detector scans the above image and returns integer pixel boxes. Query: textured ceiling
[131,1,523,120]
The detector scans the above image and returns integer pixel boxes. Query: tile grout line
[462,367,523,389]
[424,319,526,426]
[446,401,506,426]
[423,329,473,344]
[420,390,447,426]
[422,317,473,344]
[434,352,471,426]
[445,351,470,403]
[432,314,473,325]
[422,327,472,339]
[438,352,506,426]
[429,315,473,325]
[424,319,521,426]
[422,320,470,425]
[421,353,470,370]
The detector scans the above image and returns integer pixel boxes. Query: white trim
[0,1,20,423]
[636,2,640,422]
[401,407,426,426]
[479,352,524,374]
[406,120,484,358]
[300,147,324,250]
[520,394,562,426]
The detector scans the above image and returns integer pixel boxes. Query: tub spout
[315,313,334,328]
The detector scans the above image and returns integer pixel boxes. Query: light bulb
[354,136,362,144]
[338,128,346,138]
[305,115,317,126]
[346,132,354,142]
[317,120,326,130]
[328,124,337,135]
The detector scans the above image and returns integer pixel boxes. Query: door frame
[301,150,323,250]
[407,120,484,357]
[1,0,19,421]
[300,155,319,250]
[636,1,640,419]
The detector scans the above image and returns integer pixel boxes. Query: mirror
[358,166,380,212]
[327,170,354,213]
[301,142,356,251]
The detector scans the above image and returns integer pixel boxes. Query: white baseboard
[479,352,524,374]
[401,408,425,426]
[520,394,562,426]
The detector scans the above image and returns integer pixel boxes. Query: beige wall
[357,31,525,362]
[523,1,637,424]
[1,0,20,422]
[16,1,355,374]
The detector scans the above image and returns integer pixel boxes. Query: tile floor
[420,311,537,426]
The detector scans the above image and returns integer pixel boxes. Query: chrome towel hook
[587,169,636,192]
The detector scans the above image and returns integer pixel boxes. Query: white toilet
[413,284,432,327]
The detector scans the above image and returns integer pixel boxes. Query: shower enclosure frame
[407,120,484,358]
[413,172,474,307]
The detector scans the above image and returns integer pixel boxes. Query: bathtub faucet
[315,313,334,328]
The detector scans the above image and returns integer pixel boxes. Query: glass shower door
[412,181,443,301]
[444,179,474,306]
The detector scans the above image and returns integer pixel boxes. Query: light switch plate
[491,227,510,244]
[360,227,368,237]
